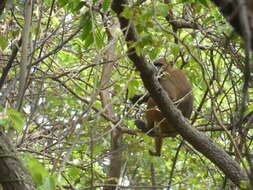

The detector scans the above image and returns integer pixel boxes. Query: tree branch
[111,0,248,188]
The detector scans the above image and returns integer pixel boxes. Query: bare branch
[111,0,248,187]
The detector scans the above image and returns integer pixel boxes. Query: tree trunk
[111,0,249,188]
[0,131,36,190]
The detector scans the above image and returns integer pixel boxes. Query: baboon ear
[153,57,166,67]
[153,57,174,68]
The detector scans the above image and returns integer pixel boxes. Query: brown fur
[135,59,193,156]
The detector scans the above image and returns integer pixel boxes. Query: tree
[0,0,252,189]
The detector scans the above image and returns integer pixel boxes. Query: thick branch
[111,0,248,188]
[0,131,36,190]
[100,22,122,189]
[211,0,253,49]
[16,0,33,110]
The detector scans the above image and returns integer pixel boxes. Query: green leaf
[147,48,160,60]
[80,11,94,48]
[80,11,92,29]
[239,180,250,189]
[72,1,86,12]
[199,0,209,7]
[128,80,139,98]
[136,33,153,48]
[121,7,134,19]
[38,176,56,190]
[44,0,53,6]
[22,154,49,186]
[243,104,253,118]
[171,43,180,55]
[0,116,8,127]
[0,36,8,50]
[68,167,81,179]
[72,0,81,10]
[58,0,68,7]
[114,83,122,94]
[94,29,105,48]
[84,33,94,48]
[51,17,60,27]
[135,45,142,56]
[102,0,112,12]
[7,109,25,132]
[156,2,170,17]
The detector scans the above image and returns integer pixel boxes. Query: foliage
[0,0,251,189]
